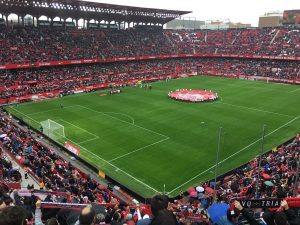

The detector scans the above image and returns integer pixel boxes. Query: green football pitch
[6,76,300,198]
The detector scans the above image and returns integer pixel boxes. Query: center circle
[168,89,218,103]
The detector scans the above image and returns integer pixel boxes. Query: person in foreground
[0,206,27,225]
[149,194,178,225]
[35,200,60,225]
[76,205,96,225]
[216,200,261,225]
[263,200,300,225]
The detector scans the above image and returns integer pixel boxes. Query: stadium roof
[0,0,191,24]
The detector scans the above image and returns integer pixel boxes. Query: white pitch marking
[76,105,169,139]
[77,136,100,145]
[103,112,135,125]
[217,102,294,118]
[72,142,161,193]
[9,107,41,126]
[168,116,299,194]
[109,137,170,162]
[27,105,78,116]
[9,106,161,194]
[58,119,99,139]
[289,87,300,93]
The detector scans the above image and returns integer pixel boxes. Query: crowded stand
[1,27,300,65]
[1,58,299,101]
[0,111,120,204]
[1,25,300,103]
[1,1,300,224]
[0,148,22,183]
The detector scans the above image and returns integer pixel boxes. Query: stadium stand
[0,111,122,203]
[0,58,299,102]
[1,27,300,65]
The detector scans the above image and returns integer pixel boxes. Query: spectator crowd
[1,27,300,64]
[1,58,299,100]
[1,26,300,101]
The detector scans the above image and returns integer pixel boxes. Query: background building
[167,18,251,30]
[200,20,251,30]
[259,11,283,28]
[166,17,205,29]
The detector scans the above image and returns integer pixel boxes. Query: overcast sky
[85,0,300,26]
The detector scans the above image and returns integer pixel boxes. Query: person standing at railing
[211,200,262,225]
[35,200,60,225]
[263,200,300,225]
[149,195,179,225]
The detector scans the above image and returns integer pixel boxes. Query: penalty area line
[103,112,135,125]
[58,119,99,139]
[168,115,299,195]
[10,107,160,194]
[73,142,161,194]
[77,136,100,145]
[76,105,169,139]
[109,137,170,162]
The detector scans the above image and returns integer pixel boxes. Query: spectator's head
[112,211,122,222]
[274,212,288,225]
[95,212,105,223]
[226,207,240,222]
[150,194,169,216]
[1,193,12,208]
[126,220,135,225]
[140,205,151,217]
[45,218,60,225]
[0,206,27,225]
[79,206,96,225]
[125,213,133,221]
[277,189,287,198]
[0,198,7,211]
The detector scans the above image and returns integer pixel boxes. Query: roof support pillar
[5,14,8,26]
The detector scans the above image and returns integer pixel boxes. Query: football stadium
[0,1,300,225]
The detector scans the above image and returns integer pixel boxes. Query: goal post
[40,119,65,141]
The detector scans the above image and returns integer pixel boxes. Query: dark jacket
[149,209,178,225]
[240,208,262,225]
[217,208,261,225]
[263,208,300,225]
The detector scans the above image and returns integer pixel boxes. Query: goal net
[40,119,65,142]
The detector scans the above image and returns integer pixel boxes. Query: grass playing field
[6,75,300,198]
